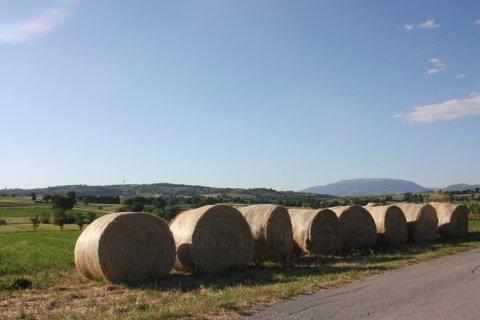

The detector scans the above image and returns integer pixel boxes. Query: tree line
[29,191,97,231]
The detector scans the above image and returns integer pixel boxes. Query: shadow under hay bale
[74,212,176,285]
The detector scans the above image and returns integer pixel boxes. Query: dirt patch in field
[1,280,145,319]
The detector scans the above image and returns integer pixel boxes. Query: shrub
[52,210,66,230]
[0,218,6,226]
[85,212,96,224]
[74,212,85,230]
[29,215,40,231]
[466,201,480,219]
[0,277,32,291]
[64,211,76,224]
[40,212,50,224]
[158,205,182,221]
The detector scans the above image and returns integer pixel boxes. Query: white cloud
[426,58,446,76]
[395,94,480,123]
[419,19,440,29]
[469,92,479,97]
[0,1,78,44]
[474,20,480,27]
[427,68,441,75]
[455,74,466,79]
[404,19,440,32]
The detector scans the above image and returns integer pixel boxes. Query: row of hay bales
[74,202,468,285]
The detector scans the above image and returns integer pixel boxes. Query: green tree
[130,201,145,212]
[52,210,66,230]
[40,212,50,224]
[29,215,40,231]
[52,195,76,212]
[159,205,181,221]
[85,212,96,224]
[466,201,480,219]
[30,192,37,201]
[74,212,86,230]
[153,196,167,211]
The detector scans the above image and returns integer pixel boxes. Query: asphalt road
[247,249,480,320]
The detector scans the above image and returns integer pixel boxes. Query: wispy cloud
[427,69,441,75]
[426,58,446,76]
[418,19,440,30]
[404,19,440,31]
[0,1,78,44]
[454,73,466,80]
[395,94,480,123]
[474,20,480,27]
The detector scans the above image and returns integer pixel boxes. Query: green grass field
[0,204,117,218]
[0,221,479,319]
[0,231,80,286]
[1,196,480,319]
[0,197,118,235]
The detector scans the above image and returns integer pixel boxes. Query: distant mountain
[301,178,429,197]
[443,184,480,192]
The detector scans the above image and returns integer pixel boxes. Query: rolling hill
[443,184,480,192]
[301,178,429,197]
[0,182,332,202]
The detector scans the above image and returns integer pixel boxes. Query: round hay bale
[395,203,438,243]
[169,204,253,273]
[288,208,342,255]
[430,202,468,239]
[74,212,176,285]
[363,205,408,246]
[330,205,377,250]
[237,204,293,261]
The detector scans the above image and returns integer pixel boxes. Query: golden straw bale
[288,208,342,255]
[75,212,175,285]
[169,204,253,273]
[330,205,377,250]
[238,204,293,261]
[395,203,438,243]
[430,202,468,239]
[364,205,408,246]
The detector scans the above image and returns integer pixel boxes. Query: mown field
[0,196,119,232]
[1,197,480,319]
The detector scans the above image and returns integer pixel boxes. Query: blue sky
[1,0,479,190]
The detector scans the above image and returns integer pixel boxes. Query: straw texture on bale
[288,208,342,255]
[330,205,377,250]
[238,204,293,261]
[364,202,382,207]
[430,202,468,239]
[395,203,438,243]
[169,204,253,273]
[363,205,408,246]
[74,212,176,285]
